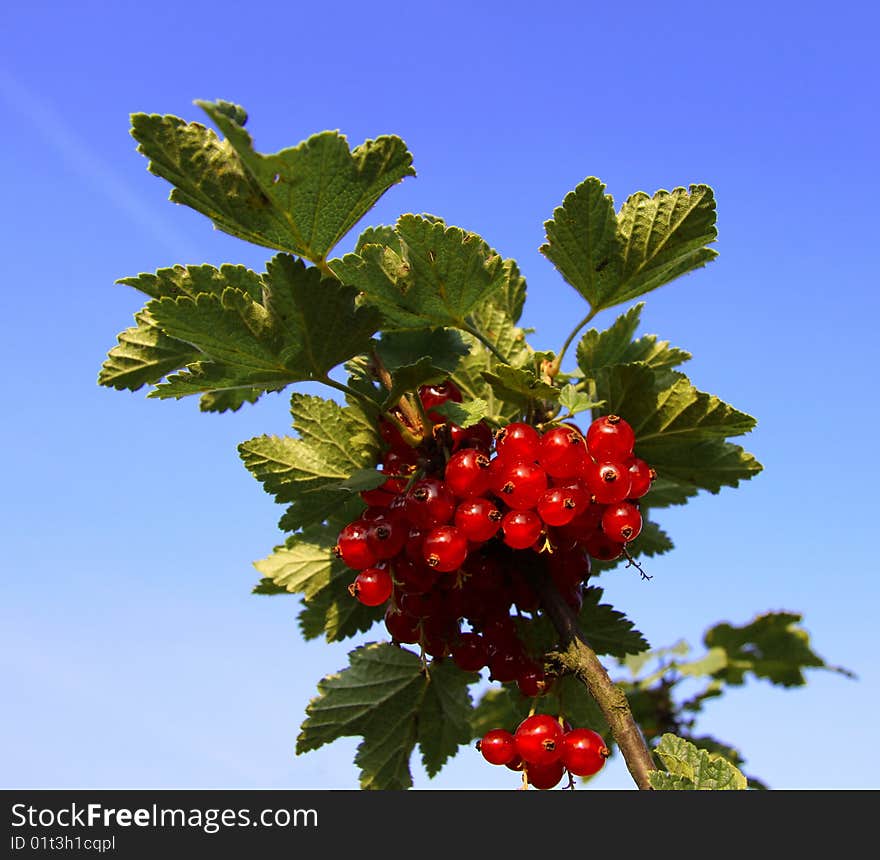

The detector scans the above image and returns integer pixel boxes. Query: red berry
[419,380,463,410]
[501,509,544,550]
[366,512,408,559]
[514,714,564,766]
[422,525,469,572]
[384,607,421,643]
[582,459,632,504]
[444,449,492,498]
[525,759,567,790]
[492,460,548,511]
[334,520,379,570]
[348,567,393,606]
[625,457,656,500]
[478,728,518,766]
[454,497,503,542]
[405,478,456,529]
[452,631,489,672]
[536,487,580,527]
[539,425,587,478]
[494,421,541,461]
[601,502,643,543]
[516,660,552,697]
[584,531,625,562]
[586,415,636,462]
[560,728,609,777]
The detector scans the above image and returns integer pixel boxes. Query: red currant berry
[514,714,564,766]
[405,478,456,529]
[624,456,656,500]
[477,728,518,766]
[493,460,548,511]
[501,509,544,550]
[582,459,633,504]
[384,607,421,643]
[348,567,393,606]
[536,487,580,527]
[419,380,463,410]
[366,513,409,559]
[451,421,494,453]
[525,759,567,790]
[586,414,636,462]
[584,531,625,562]
[444,449,492,498]
[334,520,379,570]
[560,728,609,777]
[454,497,503,542]
[452,631,489,672]
[539,425,587,478]
[494,422,541,461]
[516,660,552,697]
[422,525,469,572]
[601,502,643,543]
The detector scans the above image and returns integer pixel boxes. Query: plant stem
[549,307,599,378]
[525,566,657,790]
[318,375,376,408]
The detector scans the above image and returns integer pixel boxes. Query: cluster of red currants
[477,714,609,789]
[334,380,655,694]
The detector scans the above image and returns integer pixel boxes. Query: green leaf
[481,366,559,411]
[239,394,379,532]
[594,363,762,499]
[577,586,650,657]
[251,577,289,595]
[614,185,718,308]
[380,357,449,410]
[540,177,621,308]
[575,303,691,376]
[374,328,469,375]
[117,263,264,301]
[649,733,747,790]
[98,310,200,392]
[704,612,856,688]
[198,387,266,413]
[148,257,380,401]
[297,575,383,643]
[132,102,415,259]
[99,264,266,393]
[558,384,603,417]
[430,398,490,427]
[332,215,508,330]
[297,643,475,789]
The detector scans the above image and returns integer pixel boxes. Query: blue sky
[2,0,877,790]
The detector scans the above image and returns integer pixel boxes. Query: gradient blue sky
[2,0,877,790]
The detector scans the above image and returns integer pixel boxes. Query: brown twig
[525,566,657,790]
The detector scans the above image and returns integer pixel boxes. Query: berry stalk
[526,565,657,790]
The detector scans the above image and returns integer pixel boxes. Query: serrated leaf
[594,363,762,498]
[481,366,559,410]
[374,328,469,375]
[332,215,508,330]
[198,387,266,413]
[297,643,475,789]
[147,257,380,401]
[239,394,379,532]
[99,309,200,391]
[298,575,382,642]
[705,612,855,688]
[117,263,265,301]
[132,103,415,260]
[380,357,449,410]
[540,177,621,308]
[558,384,602,417]
[251,577,289,595]
[575,303,691,376]
[614,185,718,308]
[649,733,747,790]
[578,586,650,657]
[253,524,339,600]
[430,398,489,427]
